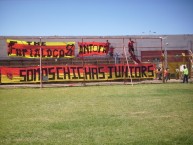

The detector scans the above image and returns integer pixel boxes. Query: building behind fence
[0,35,193,84]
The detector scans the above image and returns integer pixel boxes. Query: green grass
[0,84,193,145]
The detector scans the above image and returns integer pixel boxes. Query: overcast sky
[0,0,193,36]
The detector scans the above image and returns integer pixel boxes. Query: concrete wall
[0,35,193,60]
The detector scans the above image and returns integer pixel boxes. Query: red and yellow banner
[7,39,75,58]
[78,42,109,56]
[0,64,155,83]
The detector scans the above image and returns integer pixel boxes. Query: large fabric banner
[78,42,109,56]
[0,64,155,83]
[7,39,75,58]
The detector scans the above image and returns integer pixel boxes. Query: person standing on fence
[128,38,135,54]
[105,40,110,54]
[183,65,189,83]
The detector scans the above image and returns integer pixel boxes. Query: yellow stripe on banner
[46,42,75,46]
[92,46,105,52]
[93,46,98,51]
[7,39,29,45]
[1,75,23,83]
[7,39,75,46]
[65,56,75,58]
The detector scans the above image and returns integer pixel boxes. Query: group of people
[108,38,190,83]
[156,67,171,82]
[156,65,189,83]
[106,38,136,57]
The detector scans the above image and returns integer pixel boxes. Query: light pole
[39,37,43,88]
[165,43,169,68]
[159,36,168,83]
[115,52,118,64]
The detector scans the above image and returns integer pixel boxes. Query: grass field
[0,83,193,145]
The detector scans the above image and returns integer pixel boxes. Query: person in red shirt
[128,38,135,54]
[105,40,110,54]
[109,46,114,57]
[164,68,169,82]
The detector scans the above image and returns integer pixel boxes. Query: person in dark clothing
[128,38,135,54]
[105,40,110,55]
